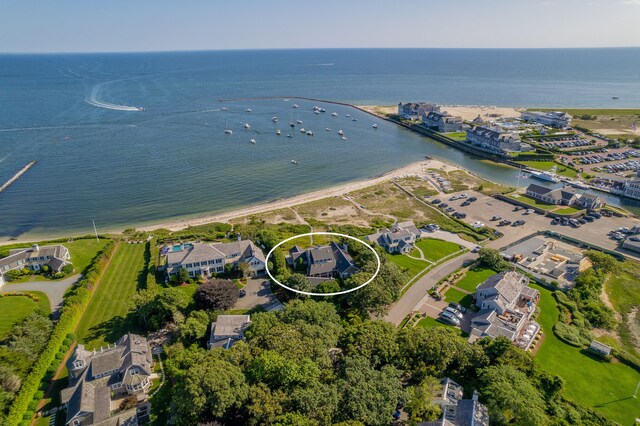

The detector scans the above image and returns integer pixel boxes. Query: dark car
[583,215,595,222]
[446,207,456,213]
[579,218,587,224]
[461,201,471,207]
[561,218,569,225]
[514,206,523,211]
[439,203,449,209]
[591,212,602,219]
[449,302,467,314]
[239,290,247,298]
[431,199,442,205]
[468,196,477,202]
[552,217,561,224]
[512,220,526,226]
[453,212,467,219]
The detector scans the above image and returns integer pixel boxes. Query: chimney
[32,244,39,252]
[472,390,480,401]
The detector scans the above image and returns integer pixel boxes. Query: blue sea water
[1,48,639,240]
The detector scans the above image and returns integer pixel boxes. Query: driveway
[384,253,478,325]
[234,277,283,311]
[1,274,81,316]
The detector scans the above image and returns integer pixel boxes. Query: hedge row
[6,240,116,426]
[552,322,590,348]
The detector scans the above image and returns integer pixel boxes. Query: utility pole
[92,220,99,241]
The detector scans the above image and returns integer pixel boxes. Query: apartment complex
[465,126,533,155]
[521,110,572,129]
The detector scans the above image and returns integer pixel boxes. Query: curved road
[1,274,81,315]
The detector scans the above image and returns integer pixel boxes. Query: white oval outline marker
[265,232,381,297]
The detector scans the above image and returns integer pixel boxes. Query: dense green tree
[179,310,210,342]
[177,267,190,283]
[286,273,312,293]
[289,380,339,425]
[171,352,249,424]
[3,313,53,362]
[584,250,617,273]
[194,279,239,311]
[477,248,510,271]
[130,287,190,330]
[340,320,398,367]
[247,351,320,390]
[245,383,287,425]
[478,365,548,425]
[315,279,340,294]
[337,356,405,425]
[273,412,319,426]
[405,376,443,424]
[238,261,252,278]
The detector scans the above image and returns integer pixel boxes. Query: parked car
[446,207,456,213]
[471,221,485,228]
[561,218,569,225]
[425,224,440,232]
[453,212,467,219]
[471,245,481,253]
[441,310,461,322]
[512,220,525,226]
[552,217,561,224]
[514,206,523,211]
[431,199,442,205]
[499,219,512,226]
[448,302,467,314]
[468,196,477,202]
[239,290,247,298]
[461,201,471,207]
[439,203,449,209]
[491,215,502,221]
[583,215,595,222]
[579,218,587,224]
[444,307,464,320]
[437,316,460,326]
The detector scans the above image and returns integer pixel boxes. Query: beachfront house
[521,111,572,129]
[0,244,71,286]
[419,377,489,426]
[366,220,421,254]
[161,240,266,278]
[61,333,153,426]
[397,102,440,120]
[208,315,251,349]
[469,271,540,349]
[421,111,463,133]
[623,175,640,200]
[286,242,359,283]
[465,126,533,156]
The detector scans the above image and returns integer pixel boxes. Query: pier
[0,160,36,193]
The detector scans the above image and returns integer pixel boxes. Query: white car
[471,221,485,229]
[443,307,464,320]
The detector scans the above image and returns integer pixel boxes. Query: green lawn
[441,131,467,141]
[515,161,578,178]
[533,284,640,425]
[417,316,468,337]
[508,194,557,210]
[66,238,110,274]
[387,253,429,278]
[76,244,146,349]
[414,238,462,262]
[443,287,474,309]
[175,283,198,299]
[454,267,497,292]
[0,292,50,337]
[553,207,582,215]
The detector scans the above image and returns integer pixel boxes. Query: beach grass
[604,260,640,357]
[76,243,146,349]
[533,284,640,425]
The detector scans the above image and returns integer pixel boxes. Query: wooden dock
[0,160,36,193]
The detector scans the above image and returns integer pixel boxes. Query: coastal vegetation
[0,292,50,338]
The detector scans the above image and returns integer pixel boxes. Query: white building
[623,177,640,200]
[397,102,440,120]
[366,221,421,254]
[465,126,533,156]
[0,244,71,286]
[521,111,572,129]
[163,240,266,278]
[422,111,464,133]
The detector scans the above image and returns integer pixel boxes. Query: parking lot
[429,190,640,254]
[563,148,640,177]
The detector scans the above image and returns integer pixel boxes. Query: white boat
[276,129,281,135]
[528,170,559,183]
[287,134,293,138]
[320,108,326,112]
[342,136,347,140]
[300,128,306,133]
[568,180,589,189]
[345,114,351,117]
[314,110,320,114]
[244,123,251,129]
[246,108,252,112]
[272,116,278,122]
[292,104,299,108]
[338,130,344,135]
[290,121,295,128]
[296,119,303,124]
[306,130,313,135]
[291,160,298,164]
[325,127,331,131]
[331,112,338,117]
[352,118,357,122]
[250,139,256,144]
[372,124,378,129]
[224,129,233,135]
[221,107,228,111]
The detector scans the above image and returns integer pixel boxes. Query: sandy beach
[137,160,428,232]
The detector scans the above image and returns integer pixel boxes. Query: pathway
[1,274,81,315]
[384,253,478,325]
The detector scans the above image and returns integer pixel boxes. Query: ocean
[1,48,639,240]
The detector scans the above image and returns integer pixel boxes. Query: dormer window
[73,360,83,369]
[131,368,139,375]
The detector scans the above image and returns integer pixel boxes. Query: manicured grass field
[454,267,497,292]
[443,287,474,309]
[387,253,429,278]
[533,284,640,425]
[76,243,146,349]
[441,131,467,141]
[0,292,50,337]
[66,238,110,274]
[417,316,454,329]
[553,207,582,215]
[508,194,557,210]
[516,161,578,178]
[414,238,462,262]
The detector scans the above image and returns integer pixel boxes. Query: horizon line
[1,45,640,55]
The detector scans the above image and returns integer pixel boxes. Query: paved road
[384,254,478,325]
[1,274,82,314]
[234,277,283,311]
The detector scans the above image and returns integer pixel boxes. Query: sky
[1,0,639,53]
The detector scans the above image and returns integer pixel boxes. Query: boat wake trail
[85,82,143,111]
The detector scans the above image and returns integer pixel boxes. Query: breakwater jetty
[0,160,36,193]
